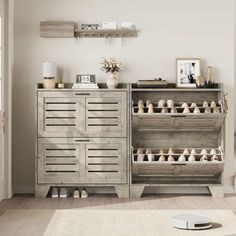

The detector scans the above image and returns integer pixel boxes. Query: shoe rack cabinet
[130,84,226,198]
[35,83,130,198]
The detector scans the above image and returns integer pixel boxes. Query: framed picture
[176,58,201,88]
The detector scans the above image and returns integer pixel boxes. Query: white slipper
[81,189,89,198]
[59,188,69,198]
[51,187,59,198]
[73,189,80,199]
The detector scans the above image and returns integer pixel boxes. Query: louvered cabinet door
[85,138,127,184]
[85,92,127,137]
[38,138,84,184]
[38,92,85,137]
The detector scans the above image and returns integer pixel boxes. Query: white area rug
[44,210,236,236]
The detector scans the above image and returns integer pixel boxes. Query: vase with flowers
[101,58,122,89]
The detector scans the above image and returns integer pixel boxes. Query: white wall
[13,0,235,193]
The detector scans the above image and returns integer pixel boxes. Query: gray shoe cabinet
[35,83,226,198]
[35,83,129,198]
[130,84,226,198]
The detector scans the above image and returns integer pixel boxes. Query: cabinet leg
[130,185,145,198]
[114,185,129,198]
[35,185,50,198]
[208,185,224,198]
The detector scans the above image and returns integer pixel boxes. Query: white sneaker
[73,189,80,199]
[59,188,69,198]
[51,187,59,198]
[81,189,89,198]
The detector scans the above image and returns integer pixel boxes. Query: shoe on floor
[51,187,59,198]
[73,189,80,199]
[59,188,69,198]
[81,189,89,198]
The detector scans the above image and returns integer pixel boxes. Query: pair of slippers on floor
[51,188,89,198]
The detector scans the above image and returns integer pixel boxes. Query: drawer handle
[75,139,90,142]
[75,93,90,96]
[171,115,187,118]
[171,163,187,166]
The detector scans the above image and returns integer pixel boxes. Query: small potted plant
[101,58,122,89]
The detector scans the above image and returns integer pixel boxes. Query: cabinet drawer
[38,91,127,137]
[37,138,127,184]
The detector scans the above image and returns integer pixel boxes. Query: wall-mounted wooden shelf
[74,29,138,38]
[40,21,138,38]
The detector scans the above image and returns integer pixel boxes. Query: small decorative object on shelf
[206,66,215,88]
[81,24,99,30]
[176,58,201,88]
[72,74,98,89]
[137,78,168,88]
[102,22,117,29]
[42,62,56,89]
[121,22,136,29]
[101,58,122,89]
[58,79,64,89]
[196,75,205,88]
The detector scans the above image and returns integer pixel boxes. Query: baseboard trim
[0,178,4,200]
[13,185,35,194]
[13,185,236,195]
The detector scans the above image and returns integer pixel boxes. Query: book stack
[72,83,99,89]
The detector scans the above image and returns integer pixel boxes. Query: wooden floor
[1,194,236,212]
